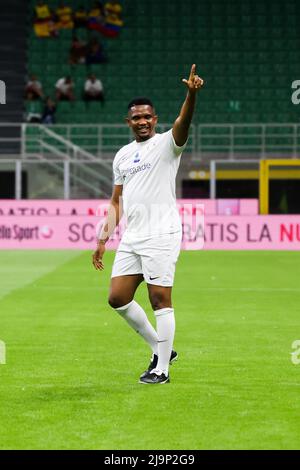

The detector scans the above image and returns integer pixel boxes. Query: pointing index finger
[189,64,196,79]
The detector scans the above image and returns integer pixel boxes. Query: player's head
[126,97,158,142]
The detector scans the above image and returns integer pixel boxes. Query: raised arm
[172,64,204,147]
[92,184,123,270]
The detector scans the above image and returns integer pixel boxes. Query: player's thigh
[140,232,181,288]
[147,284,173,310]
[108,274,144,308]
[111,245,142,279]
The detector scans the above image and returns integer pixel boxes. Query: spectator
[25,75,44,100]
[34,19,58,37]
[104,0,122,16]
[88,0,122,37]
[42,97,56,124]
[33,0,58,37]
[25,93,42,123]
[55,76,75,101]
[56,2,74,29]
[87,2,105,33]
[105,0,123,28]
[88,2,105,22]
[73,6,88,29]
[86,38,107,65]
[84,74,104,104]
[69,36,87,64]
[35,0,51,21]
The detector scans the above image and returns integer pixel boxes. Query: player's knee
[149,292,169,311]
[108,294,128,309]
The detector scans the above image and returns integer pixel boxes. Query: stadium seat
[26,0,300,131]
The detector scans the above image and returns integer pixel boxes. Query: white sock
[154,307,175,376]
[115,300,158,355]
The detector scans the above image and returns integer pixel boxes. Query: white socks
[115,302,175,376]
[115,300,158,355]
[154,307,175,376]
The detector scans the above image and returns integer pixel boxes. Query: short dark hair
[127,97,154,110]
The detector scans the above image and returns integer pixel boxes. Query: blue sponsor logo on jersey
[133,152,140,163]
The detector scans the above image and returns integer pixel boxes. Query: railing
[196,124,300,160]
[0,158,114,199]
[2,156,298,201]
[22,123,196,158]
[1,123,300,160]
[0,124,113,198]
[36,125,112,198]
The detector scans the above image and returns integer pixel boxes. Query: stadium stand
[0,0,27,123]
[0,0,27,153]
[26,0,300,128]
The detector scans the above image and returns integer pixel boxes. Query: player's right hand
[92,245,105,270]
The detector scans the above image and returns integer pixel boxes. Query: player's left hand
[182,64,204,92]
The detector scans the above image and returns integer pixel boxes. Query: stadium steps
[0,0,28,154]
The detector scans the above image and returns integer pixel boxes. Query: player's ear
[125,117,131,126]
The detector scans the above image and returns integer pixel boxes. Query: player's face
[126,105,158,142]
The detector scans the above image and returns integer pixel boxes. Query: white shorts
[111,231,182,286]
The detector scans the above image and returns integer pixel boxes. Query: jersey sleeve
[162,129,188,159]
[170,129,188,156]
[112,153,123,185]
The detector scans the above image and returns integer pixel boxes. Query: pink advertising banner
[0,199,258,217]
[0,214,300,250]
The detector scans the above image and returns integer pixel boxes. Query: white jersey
[113,129,186,237]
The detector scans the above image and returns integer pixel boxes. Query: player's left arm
[172,64,204,147]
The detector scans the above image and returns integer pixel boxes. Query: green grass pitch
[0,250,300,450]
